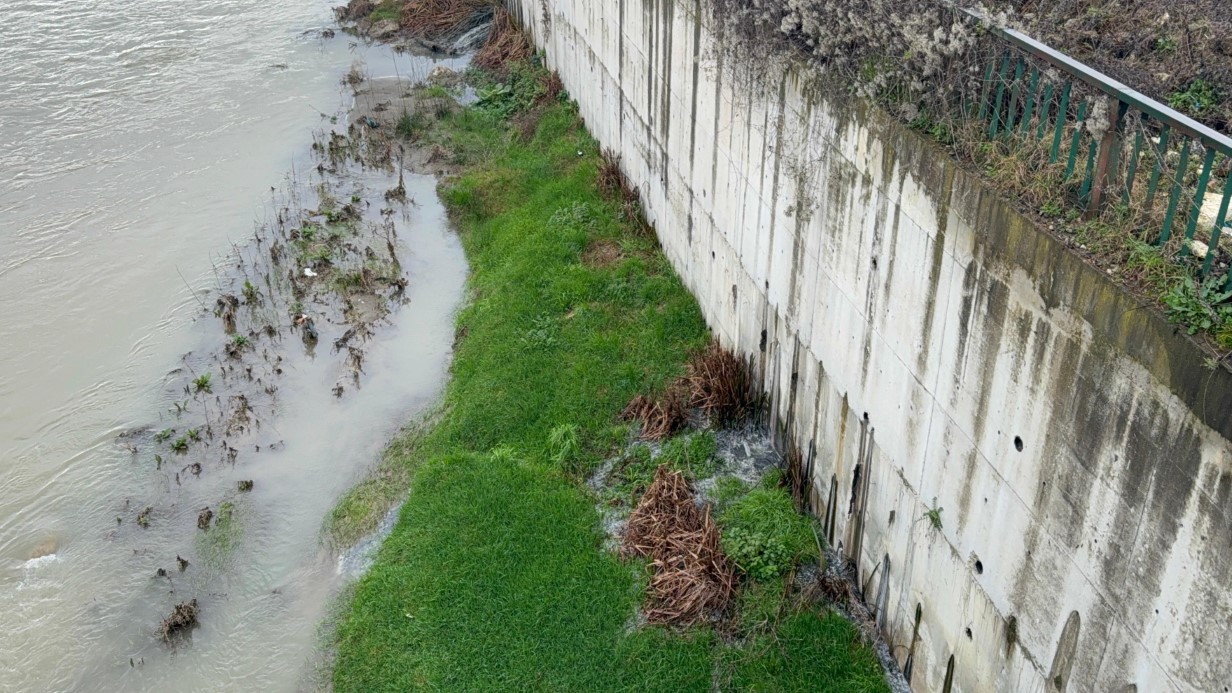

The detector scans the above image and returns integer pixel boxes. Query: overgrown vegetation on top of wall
[712,0,1232,133]
[706,0,1232,359]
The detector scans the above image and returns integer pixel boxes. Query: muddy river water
[0,1,467,690]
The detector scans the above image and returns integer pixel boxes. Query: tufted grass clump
[720,477,819,582]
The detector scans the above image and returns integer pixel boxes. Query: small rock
[334,0,374,22]
[177,555,190,572]
[426,65,462,88]
[197,508,213,530]
[238,480,254,492]
[367,18,400,40]
[1186,238,1210,259]
[1196,196,1227,238]
[29,537,58,560]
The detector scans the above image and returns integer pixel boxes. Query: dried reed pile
[685,341,757,427]
[623,342,758,440]
[621,389,688,441]
[401,0,493,37]
[621,467,736,625]
[474,6,533,70]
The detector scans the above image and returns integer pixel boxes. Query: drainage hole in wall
[872,258,878,270]
[975,560,984,575]
[710,250,715,259]
[889,510,896,525]
[1014,436,1024,452]
[965,627,973,640]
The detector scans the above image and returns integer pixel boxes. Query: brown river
[0,1,467,690]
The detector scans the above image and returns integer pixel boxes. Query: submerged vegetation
[112,41,429,642]
[329,47,891,691]
[196,501,243,568]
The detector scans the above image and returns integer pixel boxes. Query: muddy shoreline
[96,46,473,660]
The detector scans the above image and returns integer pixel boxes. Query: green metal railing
[962,9,1232,279]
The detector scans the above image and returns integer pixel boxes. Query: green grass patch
[604,431,722,505]
[720,477,820,582]
[334,452,715,690]
[724,609,889,691]
[331,62,888,692]
[367,0,402,23]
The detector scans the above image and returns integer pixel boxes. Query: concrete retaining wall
[507,1,1232,690]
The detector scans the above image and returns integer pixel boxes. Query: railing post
[1086,100,1130,217]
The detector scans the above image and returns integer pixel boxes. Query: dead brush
[160,599,199,641]
[622,467,736,625]
[511,107,543,143]
[540,71,564,101]
[597,150,654,238]
[685,341,758,427]
[621,388,688,441]
[401,0,494,37]
[474,6,533,71]
[597,150,633,201]
[783,444,808,512]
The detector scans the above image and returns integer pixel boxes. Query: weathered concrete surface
[507,1,1232,690]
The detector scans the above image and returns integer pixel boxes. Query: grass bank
[330,60,889,691]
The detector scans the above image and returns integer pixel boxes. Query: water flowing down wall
[507,1,1232,690]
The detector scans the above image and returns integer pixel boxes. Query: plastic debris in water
[294,314,318,342]
[303,267,318,278]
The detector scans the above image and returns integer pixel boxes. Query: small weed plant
[720,478,817,582]
[923,498,944,533]
[1163,276,1232,335]
[395,110,429,140]
[547,423,581,471]
[193,373,212,393]
[1168,79,1221,117]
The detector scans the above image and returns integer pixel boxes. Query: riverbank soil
[328,56,892,691]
